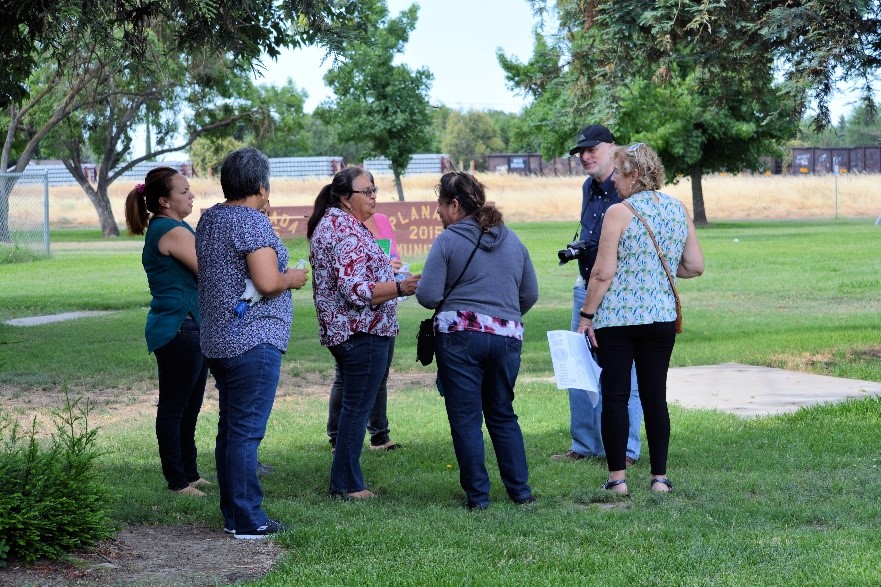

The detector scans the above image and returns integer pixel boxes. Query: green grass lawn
[1,220,880,585]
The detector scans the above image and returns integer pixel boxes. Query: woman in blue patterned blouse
[577,143,704,495]
[195,147,308,540]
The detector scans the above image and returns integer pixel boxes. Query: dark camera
[557,240,589,265]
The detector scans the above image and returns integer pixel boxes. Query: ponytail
[123,167,179,236]
[306,185,335,239]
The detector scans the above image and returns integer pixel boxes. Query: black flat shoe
[650,478,674,492]
[602,478,629,496]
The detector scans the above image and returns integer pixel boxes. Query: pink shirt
[371,213,400,260]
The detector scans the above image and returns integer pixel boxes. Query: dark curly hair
[436,172,503,231]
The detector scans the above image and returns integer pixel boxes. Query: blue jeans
[436,330,531,508]
[328,333,392,495]
[154,316,209,490]
[327,338,395,447]
[568,282,642,460]
[207,343,282,532]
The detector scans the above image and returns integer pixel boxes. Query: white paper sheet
[546,330,601,407]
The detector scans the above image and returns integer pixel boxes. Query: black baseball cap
[569,124,615,155]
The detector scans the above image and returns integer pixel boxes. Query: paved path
[4,311,117,327]
[667,362,881,417]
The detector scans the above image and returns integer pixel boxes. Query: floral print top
[310,207,398,347]
[436,310,524,340]
[593,191,688,328]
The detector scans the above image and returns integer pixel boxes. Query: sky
[253,0,539,113]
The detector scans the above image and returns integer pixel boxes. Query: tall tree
[302,115,371,163]
[503,1,801,225]
[840,106,881,146]
[1,0,359,237]
[317,0,433,201]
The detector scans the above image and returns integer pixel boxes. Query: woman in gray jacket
[416,172,538,510]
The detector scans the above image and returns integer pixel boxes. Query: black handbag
[416,233,484,366]
[416,318,435,366]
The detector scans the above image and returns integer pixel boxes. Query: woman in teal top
[125,167,210,497]
[578,143,704,496]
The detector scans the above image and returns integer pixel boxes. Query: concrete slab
[4,311,117,327]
[667,362,881,417]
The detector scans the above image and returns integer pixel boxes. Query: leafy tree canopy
[316,0,433,200]
[503,1,855,223]
[1,0,365,237]
[0,0,360,108]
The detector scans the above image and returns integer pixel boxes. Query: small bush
[0,397,116,567]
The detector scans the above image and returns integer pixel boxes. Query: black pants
[154,316,209,490]
[595,321,676,475]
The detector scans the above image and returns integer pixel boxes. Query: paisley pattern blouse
[310,207,398,347]
[593,191,688,328]
[436,310,524,340]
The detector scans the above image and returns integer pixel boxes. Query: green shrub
[0,397,116,567]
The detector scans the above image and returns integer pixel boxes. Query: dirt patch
[0,524,280,587]
[0,369,435,432]
[0,369,436,586]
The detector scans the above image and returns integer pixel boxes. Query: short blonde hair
[613,143,665,192]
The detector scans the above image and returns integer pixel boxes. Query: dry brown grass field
[44,172,881,229]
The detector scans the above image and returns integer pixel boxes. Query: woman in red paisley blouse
[307,168,421,499]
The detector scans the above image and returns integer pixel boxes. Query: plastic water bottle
[395,262,410,301]
[294,259,307,270]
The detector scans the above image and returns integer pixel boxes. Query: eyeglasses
[627,143,645,152]
[352,186,378,196]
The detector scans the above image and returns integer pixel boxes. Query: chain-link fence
[0,171,50,258]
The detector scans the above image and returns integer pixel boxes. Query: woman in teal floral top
[577,143,704,496]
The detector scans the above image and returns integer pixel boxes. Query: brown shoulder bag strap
[622,199,682,333]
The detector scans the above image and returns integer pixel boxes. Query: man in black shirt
[551,124,643,464]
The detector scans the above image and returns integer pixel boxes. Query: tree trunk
[91,181,121,237]
[64,160,121,237]
[689,165,709,226]
[394,172,405,202]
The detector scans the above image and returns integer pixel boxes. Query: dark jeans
[436,330,531,508]
[328,333,392,495]
[327,338,395,447]
[208,343,282,533]
[595,321,677,475]
[153,316,209,491]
